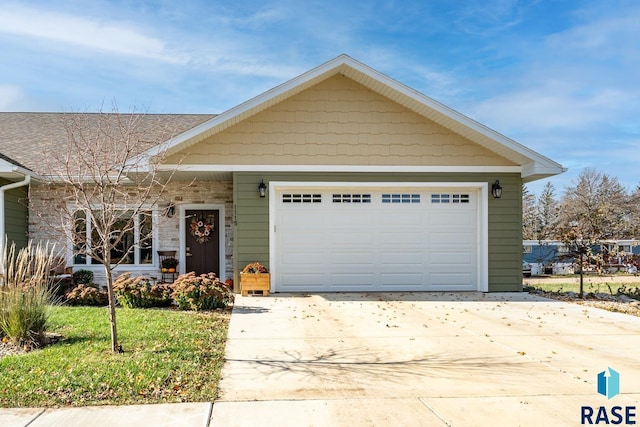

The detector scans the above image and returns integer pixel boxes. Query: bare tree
[522,185,537,240]
[33,107,178,353]
[627,184,640,239]
[556,168,629,296]
[536,182,559,240]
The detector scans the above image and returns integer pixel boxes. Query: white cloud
[470,84,633,132]
[0,85,24,110]
[0,4,183,63]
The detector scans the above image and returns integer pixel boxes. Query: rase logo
[598,368,621,400]
[581,367,636,425]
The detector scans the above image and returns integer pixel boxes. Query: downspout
[0,174,31,263]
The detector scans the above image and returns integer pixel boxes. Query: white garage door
[273,184,482,292]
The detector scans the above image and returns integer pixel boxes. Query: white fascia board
[0,160,37,179]
[157,164,523,174]
[521,161,568,180]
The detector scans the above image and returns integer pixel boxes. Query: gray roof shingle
[0,112,216,175]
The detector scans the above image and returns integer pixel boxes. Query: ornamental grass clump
[0,242,57,348]
[113,273,173,308]
[172,272,234,311]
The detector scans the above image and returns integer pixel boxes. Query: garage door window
[381,193,421,204]
[282,194,322,203]
[332,194,372,203]
[431,194,470,204]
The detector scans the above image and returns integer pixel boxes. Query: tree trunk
[104,264,120,353]
[579,252,584,298]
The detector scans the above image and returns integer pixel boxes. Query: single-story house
[524,240,640,275]
[523,240,573,275]
[0,55,564,292]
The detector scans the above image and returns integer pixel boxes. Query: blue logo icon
[597,367,620,399]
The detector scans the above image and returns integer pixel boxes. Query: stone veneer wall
[29,179,233,285]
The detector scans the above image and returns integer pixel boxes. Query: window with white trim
[73,210,153,265]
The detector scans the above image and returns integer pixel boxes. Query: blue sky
[1,0,639,196]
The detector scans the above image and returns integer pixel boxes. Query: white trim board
[158,164,522,174]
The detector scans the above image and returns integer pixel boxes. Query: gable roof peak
[144,55,564,181]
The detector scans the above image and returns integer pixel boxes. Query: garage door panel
[329,273,375,286]
[431,273,474,286]
[379,233,423,247]
[380,273,423,286]
[280,211,326,227]
[329,252,376,265]
[380,251,423,264]
[275,186,480,292]
[430,252,473,265]
[282,251,327,265]
[332,233,377,246]
[380,212,423,225]
[281,273,327,287]
[430,232,475,245]
[330,213,376,227]
[281,233,327,247]
[431,212,474,226]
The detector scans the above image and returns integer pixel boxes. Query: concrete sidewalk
[1,402,212,427]
[2,292,640,426]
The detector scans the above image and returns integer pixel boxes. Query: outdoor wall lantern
[258,180,267,198]
[491,180,503,199]
[165,203,175,218]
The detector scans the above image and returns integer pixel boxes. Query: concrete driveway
[212,292,640,426]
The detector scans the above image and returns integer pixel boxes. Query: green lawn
[0,306,230,407]
[526,282,621,295]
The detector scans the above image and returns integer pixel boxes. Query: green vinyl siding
[233,171,523,292]
[1,178,29,251]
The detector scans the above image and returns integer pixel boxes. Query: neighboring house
[523,240,573,275]
[0,153,33,257]
[523,240,640,275]
[0,55,565,292]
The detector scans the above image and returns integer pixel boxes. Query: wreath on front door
[190,217,214,244]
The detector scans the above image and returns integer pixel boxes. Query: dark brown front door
[185,210,220,276]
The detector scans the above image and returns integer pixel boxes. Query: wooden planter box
[240,273,271,296]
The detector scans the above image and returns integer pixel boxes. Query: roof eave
[521,161,568,183]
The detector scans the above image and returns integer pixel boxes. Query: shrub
[617,285,640,300]
[113,273,173,308]
[172,272,234,311]
[51,276,75,301]
[73,269,94,285]
[0,242,57,347]
[64,284,109,306]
